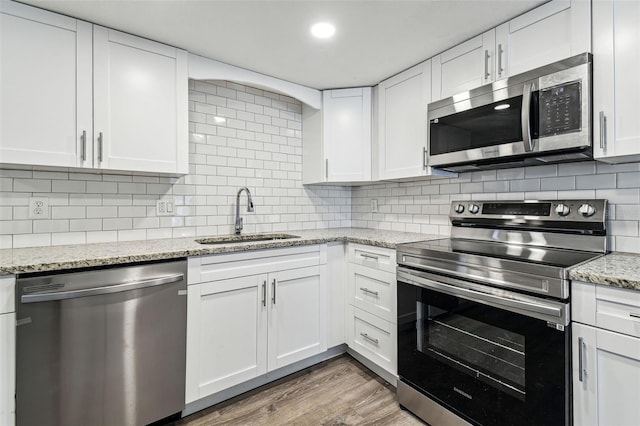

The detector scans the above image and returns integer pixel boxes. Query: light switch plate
[370,199,378,213]
[156,200,175,216]
[29,197,50,219]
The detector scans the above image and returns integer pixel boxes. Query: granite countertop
[570,252,640,291]
[0,228,442,275]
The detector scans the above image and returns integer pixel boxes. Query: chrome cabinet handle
[262,280,267,307]
[521,82,535,152]
[484,49,490,80]
[21,274,184,303]
[81,130,87,161]
[578,337,586,382]
[360,332,379,345]
[98,132,104,162]
[630,312,640,319]
[360,287,379,297]
[325,158,328,180]
[360,253,379,261]
[599,111,607,150]
[497,44,504,77]
[272,278,276,305]
[423,147,428,169]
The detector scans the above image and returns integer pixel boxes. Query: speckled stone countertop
[0,228,441,275]
[570,252,640,291]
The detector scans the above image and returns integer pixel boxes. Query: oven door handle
[397,269,567,325]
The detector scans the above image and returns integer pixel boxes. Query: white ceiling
[22,0,546,90]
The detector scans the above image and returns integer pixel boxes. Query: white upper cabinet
[0,1,188,175]
[431,30,496,101]
[593,0,640,163]
[302,88,372,184]
[431,0,590,103]
[93,27,188,174]
[0,1,92,168]
[495,0,591,78]
[378,61,430,180]
[378,61,454,180]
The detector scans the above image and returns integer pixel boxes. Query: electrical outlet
[156,200,174,216]
[29,197,50,219]
[370,199,378,213]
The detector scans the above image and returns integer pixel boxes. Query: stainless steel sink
[195,233,300,245]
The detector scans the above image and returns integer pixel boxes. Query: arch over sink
[188,53,322,109]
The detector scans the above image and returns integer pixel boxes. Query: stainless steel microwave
[427,53,592,172]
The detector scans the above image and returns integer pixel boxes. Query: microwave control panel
[538,81,581,137]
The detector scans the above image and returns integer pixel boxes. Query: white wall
[352,162,640,253]
[0,80,352,249]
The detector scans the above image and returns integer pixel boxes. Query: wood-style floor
[175,355,425,425]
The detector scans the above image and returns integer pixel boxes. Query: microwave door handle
[521,82,535,152]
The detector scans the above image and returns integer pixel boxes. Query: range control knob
[468,204,480,214]
[578,203,596,217]
[555,203,570,217]
[454,203,465,214]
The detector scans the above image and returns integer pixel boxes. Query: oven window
[418,303,526,401]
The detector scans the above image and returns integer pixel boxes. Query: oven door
[397,268,570,426]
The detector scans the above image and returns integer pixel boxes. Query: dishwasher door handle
[21,273,184,303]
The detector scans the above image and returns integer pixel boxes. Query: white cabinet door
[377,61,430,180]
[0,312,15,426]
[573,323,640,426]
[185,275,267,403]
[93,26,188,174]
[268,265,327,370]
[322,88,372,182]
[495,0,590,78]
[593,0,640,163]
[0,1,92,168]
[431,29,495,101]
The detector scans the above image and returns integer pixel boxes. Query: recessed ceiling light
[311,22,336,39]
[494,103,510,110]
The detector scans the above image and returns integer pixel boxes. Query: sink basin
[195,233,300,245]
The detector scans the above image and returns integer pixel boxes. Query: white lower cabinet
[0,275,15,426]
[572,281,640,426]
[345,244,397,376]
[185,247,327,404]
[186,274,267,400]
[572,323,640,426]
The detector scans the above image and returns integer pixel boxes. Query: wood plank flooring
[175,355,425,425]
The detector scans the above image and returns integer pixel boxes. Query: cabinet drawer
[349,306,396,375]
[349,264,396,322]
[348,243,396,273]
[188,245,322,284]
[595,285,640,338]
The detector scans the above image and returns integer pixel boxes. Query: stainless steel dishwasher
[15,260,187,426]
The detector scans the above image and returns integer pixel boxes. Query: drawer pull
[360,287,379,297]
[360,253,379,261]
[630,312,640,319]
[360,332,379,345]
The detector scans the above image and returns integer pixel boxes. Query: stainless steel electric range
[396,199,608,426]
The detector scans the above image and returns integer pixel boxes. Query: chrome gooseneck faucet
[235,187,254,234]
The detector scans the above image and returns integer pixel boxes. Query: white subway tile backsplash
[2,79,638,254]
[353,161,640,253]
